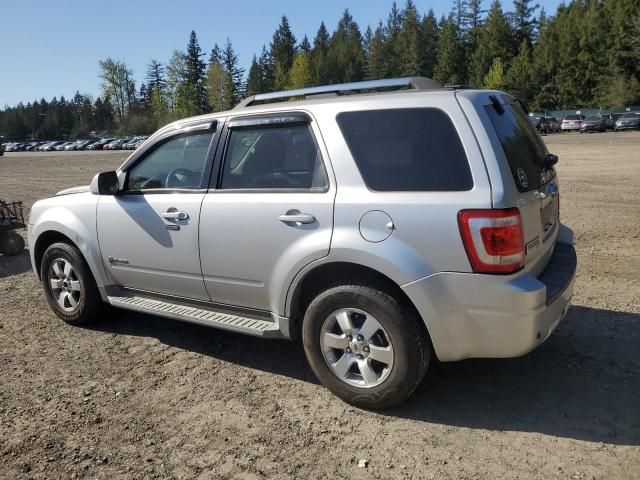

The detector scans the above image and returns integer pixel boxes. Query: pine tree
[365,22,388,80]
[463,0,486,50]
[246,55,263,96]
[311,22,330,85]
[421,9,440,78]
[258,46,275,92]
[145,59,167,96]
[270,15,297,89]
[513,0,540,46]
[433,15,465,85]
[469,0,515,87]
[397,0,424,76]
[327,9,365,83]
[222,38,245,105]
[299,35,312,53]
[209,44,222,65]
[506,40,533,102]
[384,2,403,76]
[185,30,208,113]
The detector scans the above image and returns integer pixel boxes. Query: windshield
[621,113,639,118]
[586,116,600,121]
[485,99,555,192]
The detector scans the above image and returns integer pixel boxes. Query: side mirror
[90,171,119,195]
[544,153,559,169]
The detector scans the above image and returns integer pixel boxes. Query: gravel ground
[1,133,639,479]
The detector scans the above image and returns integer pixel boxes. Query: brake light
[458,208,525,274]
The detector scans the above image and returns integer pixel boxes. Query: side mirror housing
[90,171,119,195]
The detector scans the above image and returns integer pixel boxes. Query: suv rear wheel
[302,284,430,408]
[40,242,105,326]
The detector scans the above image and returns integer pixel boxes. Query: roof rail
[234,77,443,109]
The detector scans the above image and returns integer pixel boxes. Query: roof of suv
[161,77,477,133]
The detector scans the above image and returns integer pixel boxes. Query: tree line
[1,0,639,140]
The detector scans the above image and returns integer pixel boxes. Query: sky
[0,0,563,107]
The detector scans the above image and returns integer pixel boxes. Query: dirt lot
[1,133,639,479]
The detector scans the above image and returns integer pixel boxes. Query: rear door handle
[161,210,189,221]
[278,212,316,224]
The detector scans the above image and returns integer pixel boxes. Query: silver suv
[28,78,576,408]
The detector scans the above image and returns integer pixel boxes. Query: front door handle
[278,212,316,224]
[161,209,189,221]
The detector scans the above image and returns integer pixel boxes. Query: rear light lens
[458,208,525,274]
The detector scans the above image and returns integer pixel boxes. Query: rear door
[199,112,335,314]
[461,92,559,273]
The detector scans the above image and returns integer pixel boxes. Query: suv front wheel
[302,284,431,408]
[40,242,105,326]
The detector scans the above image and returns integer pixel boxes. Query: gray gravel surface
[0,133,639,479]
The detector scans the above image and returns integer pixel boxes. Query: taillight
[458,208,525,274]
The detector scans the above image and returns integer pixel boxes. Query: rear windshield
[337,108,472,191]
[564,115,582,120]
[484,100,554,192]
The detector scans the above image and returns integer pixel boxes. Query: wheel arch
[286,261,431,346]
[33,231,81,279]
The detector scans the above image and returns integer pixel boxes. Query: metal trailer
[0,200,26,255]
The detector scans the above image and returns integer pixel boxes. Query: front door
[97,126,217,300]
[199,114,335,313]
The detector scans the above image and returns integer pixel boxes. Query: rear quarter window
[336,108,473,191]
[484,101,554,192]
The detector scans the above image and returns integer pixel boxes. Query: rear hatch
[478,94,560,274]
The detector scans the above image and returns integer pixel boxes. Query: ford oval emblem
[517,168,529,188]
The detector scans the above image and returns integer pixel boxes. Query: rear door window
[337,108,472,191]
[484,100,554,192]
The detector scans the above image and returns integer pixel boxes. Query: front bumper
[615,124,640,130]
[403,233,576,362]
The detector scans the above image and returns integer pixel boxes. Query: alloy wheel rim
[320,308,394,388]
[48,258,82,312]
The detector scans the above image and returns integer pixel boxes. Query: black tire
[40,242,105,326]
[302,284,431,409]
[0,231,25,256]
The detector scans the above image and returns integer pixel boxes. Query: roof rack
[234,77,443,109]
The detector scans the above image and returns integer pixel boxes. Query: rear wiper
[489,95,504,115]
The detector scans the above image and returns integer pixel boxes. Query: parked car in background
[28,77,575,409]
[561,114,585,131]
[546,117,560,133]
[0,138,4,156]
[105,138,129,150]
[528,116,550,133]
[54,142,73,151]
[63,141,81,151]
[87,138,114,150]
[614,112,640,131]
[26,142,46,151]
[580,115,607,133]
[77,140,97,150]
[8,143,28,152]
[598,113,615,130]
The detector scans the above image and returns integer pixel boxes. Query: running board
[107,294,287,338]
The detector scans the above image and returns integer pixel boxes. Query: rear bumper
[561,124,581,130]
[403,230,577,362]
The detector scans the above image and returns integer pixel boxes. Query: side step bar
[107,294,287,338]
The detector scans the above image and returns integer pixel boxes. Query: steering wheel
[165,168,195,188]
